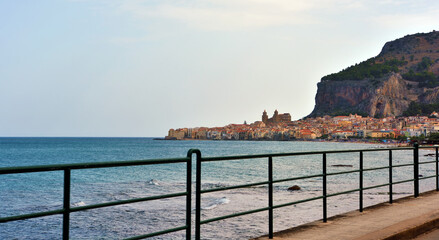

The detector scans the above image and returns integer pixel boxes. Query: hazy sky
[1,0,438,137]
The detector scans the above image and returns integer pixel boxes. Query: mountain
[308,31,439,118]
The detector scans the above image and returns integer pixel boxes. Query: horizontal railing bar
[418,146,439,148]
[326,169,360,176]
[393,163,414,168]
[200,207,270,225]
[327,188,360,198]
[419,160,437,165]
[201,155,267,162]
[71,192,188,212]
[123,225,188,240]
[419,175,437,180]
[273,174,324,184]
[200,181,269,194]
[0,158,189,174]
[272,196,324,209]
[393,178,415,185]
[363,183,390,190]
[201,147,414,162]
[358,147,414,151]
[0,209,64,223]
[198,177,422,228]
[363,166,390,172]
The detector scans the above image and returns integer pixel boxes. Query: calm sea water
[0,138,436,239]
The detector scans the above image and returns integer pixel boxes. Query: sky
[1,0,439,137]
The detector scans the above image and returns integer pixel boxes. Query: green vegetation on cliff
[401,57,439,88]
[321,58,406,81]
[402,101,439,116]
[322,55,439,87]
[403,70,438,87]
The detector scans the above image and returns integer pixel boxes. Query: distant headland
[310,30,439,118]
[166,30,439,143]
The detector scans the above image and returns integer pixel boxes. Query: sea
[0,137,437,239]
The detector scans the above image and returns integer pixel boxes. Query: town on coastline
[165,110,439,143]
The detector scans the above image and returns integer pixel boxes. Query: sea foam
[72,201,86,207]
[202,197,230,210]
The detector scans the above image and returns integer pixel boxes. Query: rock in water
[288,185,301,191]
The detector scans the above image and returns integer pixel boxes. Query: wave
[72,201,86,207]
[201,197,230,210]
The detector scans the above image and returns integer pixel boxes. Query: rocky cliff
[309,31,439,117]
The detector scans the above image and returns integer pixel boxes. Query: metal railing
[0,149,197,240]
[193,143,439,239]
[1,144,439,239]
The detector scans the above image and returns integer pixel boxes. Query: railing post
[389,150,393,204]
[268,156,273,239]
[436,146,438,191]
[359,151,363,212]
[194,150,202,240]
[186,150,196,239]
[63,169,71,240]
[414,142,419,198]
[323,153,327,222]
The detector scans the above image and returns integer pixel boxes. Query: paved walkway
[254,191,439,240]
[413,228,439,240]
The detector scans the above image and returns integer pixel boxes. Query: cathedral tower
[262,110,268,124]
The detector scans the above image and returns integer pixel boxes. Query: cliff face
[311,73,414,117]
[369,74,411,117]
[309,31,439,117]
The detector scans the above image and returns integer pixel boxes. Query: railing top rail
[0,157,189,175]
[201,147,414,162]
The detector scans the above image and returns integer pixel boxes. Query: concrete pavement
[253,190,439,240]
[412,228,439,240]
